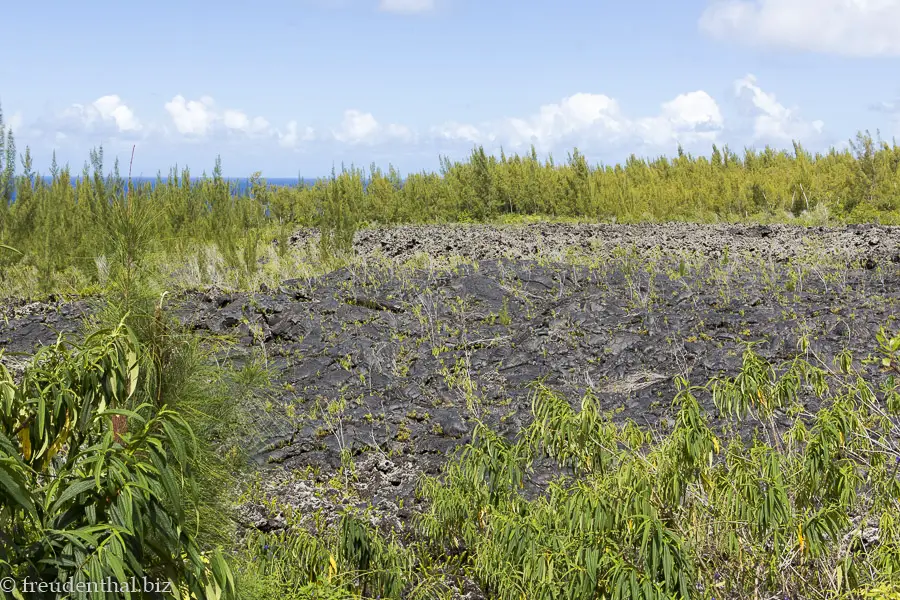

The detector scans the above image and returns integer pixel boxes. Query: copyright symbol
[0,577,15,593]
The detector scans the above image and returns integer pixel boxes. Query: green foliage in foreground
[2,272,900,599]
[229,329,900,600]
[413,330,900,599]
[0,321,235,599]
[0,262,261,598]
[234,515,448,600]
[85,286,257,550]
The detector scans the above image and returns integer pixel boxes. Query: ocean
[7,176,323,202]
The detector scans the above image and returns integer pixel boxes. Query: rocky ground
[2,222,900,595]
[294,221,900,265]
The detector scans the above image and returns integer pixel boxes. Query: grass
[3,103,900,597]
[224,251,900,599]
[2,112,900,299]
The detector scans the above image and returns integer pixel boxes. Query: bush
[0,320,235,599]
[416,330,900,599]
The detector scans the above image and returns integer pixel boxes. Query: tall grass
[2,116,900,296]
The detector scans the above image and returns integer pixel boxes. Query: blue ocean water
[8,176,320,202]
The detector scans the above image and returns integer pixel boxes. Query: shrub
[0,320,235,599]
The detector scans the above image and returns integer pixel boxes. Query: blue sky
[1,0,899,177]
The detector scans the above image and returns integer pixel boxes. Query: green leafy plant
[0,320,234,599]
[416,329,900,599]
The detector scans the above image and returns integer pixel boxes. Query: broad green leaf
[49,478,100,515]
[0,459,38,520]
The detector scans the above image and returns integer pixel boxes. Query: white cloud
[433,90,725,152]
[699,0,900,57]
[222,109,271,135]
[222,110,248,131]
[278,120,316,148]
[378,0,434,13]
[660,91,724,131]
[508,93,627,148]
[335,110,378,143]
[734,74,824,142]
[332,109,413,144]
[305,0,436,13]
[872,97,900,122]
[164,95,280,140]
[59,95,142,134]
[432,93,628,150]
[873,98,900,138]
[93,95,141,131]
[164,95,218,136]
[433,122,483,144]
[635,91,724,147]
[21,76,832,168]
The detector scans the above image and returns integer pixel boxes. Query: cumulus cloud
[433,122,483,144]
[433,89,725,152]
[332,109,413,144]
[164,96,218,136]
[59,95,142,134]
[162,96,413,148]
[507,93,628,148]
[433,93,626,150]
[872,98,900,114]
[223,109,271,135]
[92,96,141,131]
[378,0,434,13]
[872,97,900,137]
[635,91,724,147]
[306,0,437,12]
[21,76,832,168]
[164,95,279,140]
[734,74,824,142]
[278,120,316,148]
[660,91,724,131]
[699,0,900,57]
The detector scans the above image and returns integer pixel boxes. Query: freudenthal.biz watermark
[1,576,173,595]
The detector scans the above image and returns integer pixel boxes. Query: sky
[1,0,900,177]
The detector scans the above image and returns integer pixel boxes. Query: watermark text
[0,576,172,595]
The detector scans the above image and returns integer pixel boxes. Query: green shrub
[417,330,900,599]
[0,320,235,599]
